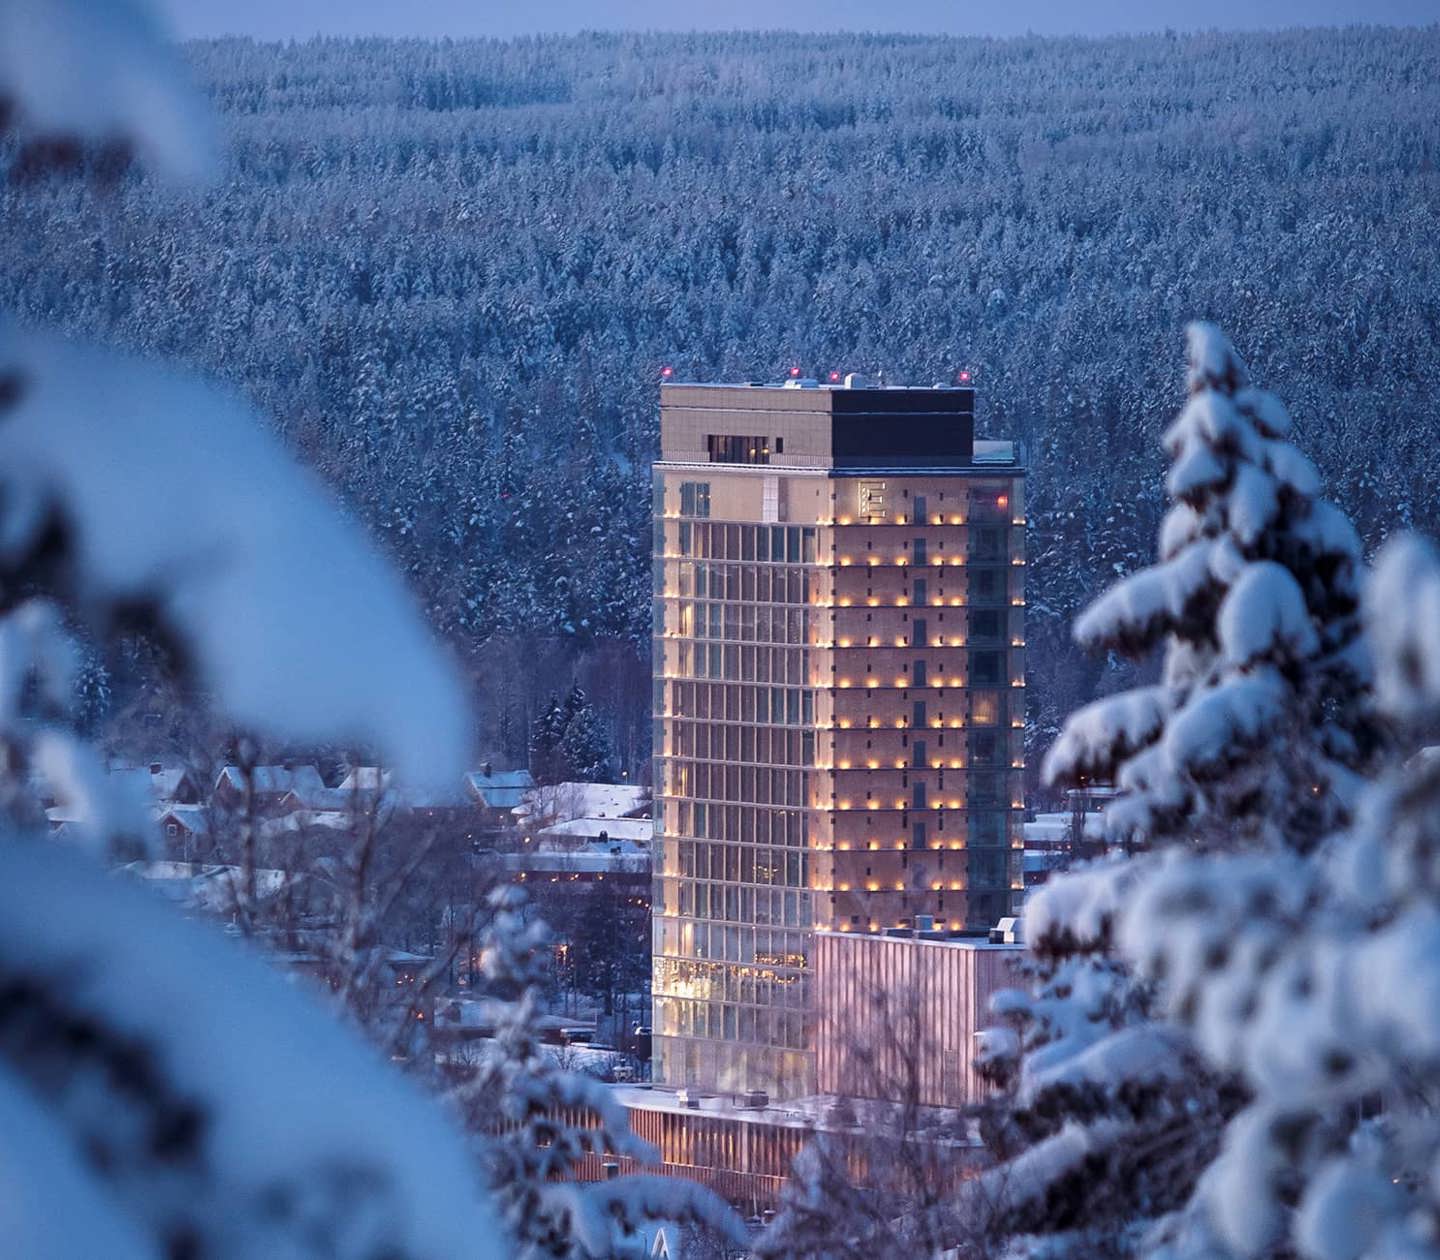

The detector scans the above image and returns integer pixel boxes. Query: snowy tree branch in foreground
[0,4,503,1255]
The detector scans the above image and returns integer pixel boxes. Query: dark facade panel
[830,411,974,466]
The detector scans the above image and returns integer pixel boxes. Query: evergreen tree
[457,886,743,1258]
[558,686,616,783]
[0,8,503,1252]
[1044,321,1376,852]
[967,324,1382,1256]
[1112,537,1440,1260]
[528,694,567,784]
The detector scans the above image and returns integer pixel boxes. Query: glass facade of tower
[651,383,1025,1099]
[652,496,820,1096]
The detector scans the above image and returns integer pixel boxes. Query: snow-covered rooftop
[467,768,536,809]
[612,1085,985,1140]
[538,816,654,844]
[119,860,299,913]
[216,764,326,797]
[514,781,650,823]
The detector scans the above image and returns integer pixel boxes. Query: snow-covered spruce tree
[457,885,745,1259]
[1118,536,1440,1260]
[530,694,568,784]
[0,4,498,1254]
[967,323,1380,1255]
[1047,320,1375,852]
[559,685,617,783]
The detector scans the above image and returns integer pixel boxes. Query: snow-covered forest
[4,26,1437,776]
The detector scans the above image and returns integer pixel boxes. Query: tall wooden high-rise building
[651,377,1026,1097]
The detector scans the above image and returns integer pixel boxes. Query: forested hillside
[5,27,1436,777]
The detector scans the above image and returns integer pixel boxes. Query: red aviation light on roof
[659,365,674,379]
[828,370,842,383]
[789,365,802,378]
[957,369,973,384]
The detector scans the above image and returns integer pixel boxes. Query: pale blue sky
[160,0,1439,40]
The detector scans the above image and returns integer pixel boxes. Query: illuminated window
[707,434,771,464]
